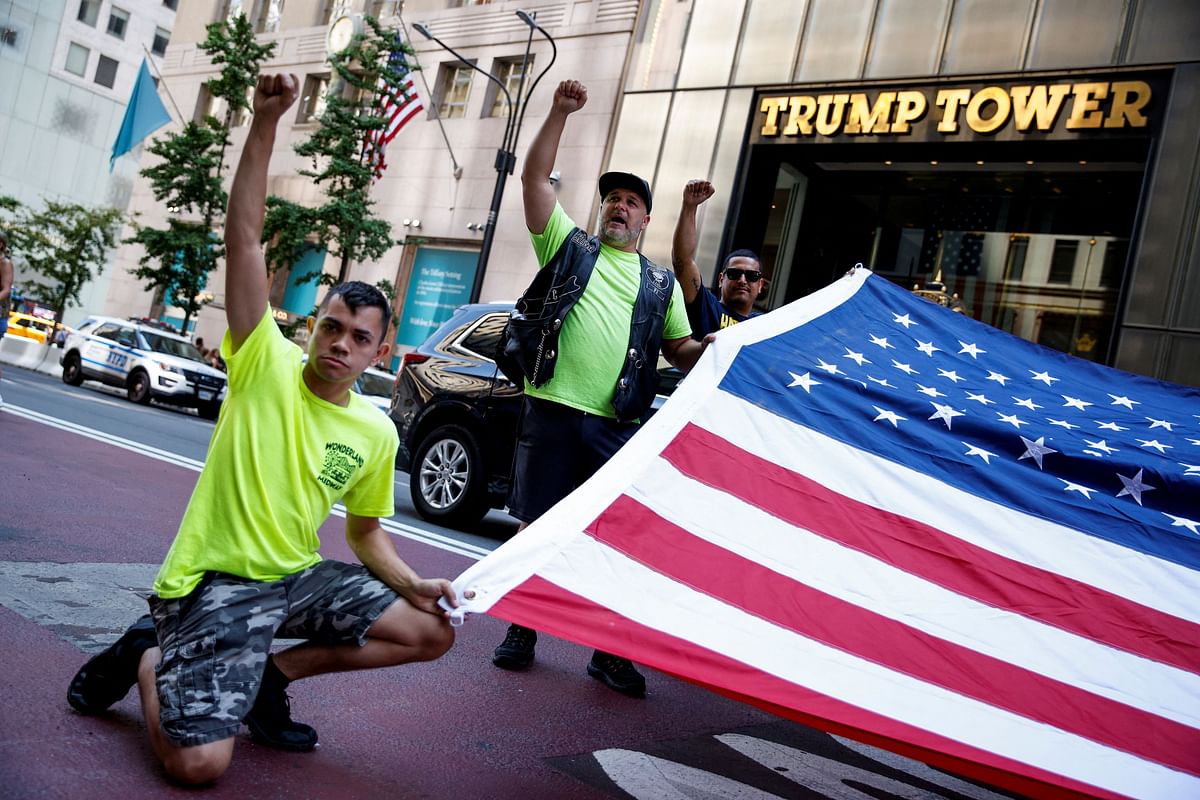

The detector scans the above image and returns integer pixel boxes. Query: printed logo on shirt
[646,267,671,299]
[319,441,365,490]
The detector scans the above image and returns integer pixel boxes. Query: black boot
[244,657,318,752]
[68,614,157,714]
[587,651,646,698]
[492,624,537,670]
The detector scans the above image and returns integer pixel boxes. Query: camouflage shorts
[147,560,398,747]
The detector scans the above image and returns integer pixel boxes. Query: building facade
[99,0,1197,384]
[0,0,177,318]
[610,0,1200,385]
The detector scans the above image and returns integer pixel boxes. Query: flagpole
[395,13,462,181]
[140,45,183,123]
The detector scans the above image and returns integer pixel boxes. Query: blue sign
[395,248,478,347]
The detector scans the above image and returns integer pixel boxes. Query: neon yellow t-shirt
[153,310,399,599]
[525,204,692,417]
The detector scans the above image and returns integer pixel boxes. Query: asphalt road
[0,364,1021,799]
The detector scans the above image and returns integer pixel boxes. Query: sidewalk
[0,335,63,378]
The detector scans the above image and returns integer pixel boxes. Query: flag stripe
[663,421,1200,673]
[586,493,1200,775]
[489,576,1142,800]
[628,454,1200,727]
[691,388,1200,624]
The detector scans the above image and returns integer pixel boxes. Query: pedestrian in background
[672,180,765,338]
[0,230,13,405]
[66,73,460,786]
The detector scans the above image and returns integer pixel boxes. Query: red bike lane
[0,411,779,799]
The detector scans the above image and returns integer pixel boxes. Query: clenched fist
[552,80,588,115]
[682,179,715,208]
[252,73,300,120]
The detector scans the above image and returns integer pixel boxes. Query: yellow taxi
[6,312,71,345]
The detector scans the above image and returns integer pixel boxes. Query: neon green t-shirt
[153,309,399,599]
[525,203,691,417]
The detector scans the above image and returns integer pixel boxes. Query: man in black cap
[491,79,709,697]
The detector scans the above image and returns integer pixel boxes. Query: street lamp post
[413,11,556,303]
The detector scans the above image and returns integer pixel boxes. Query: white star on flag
[867,376,893,388]
[869,335,895,349]
[892,360,918,375]
[929,402,963,429]
[966,392,994,405]
[958,341,986,358]
[917,384,946,398]
[937,368,963,383]
[1013,397,1043,411]
[1047,418,1079,430]
[986,371,1010,386]
[1116,468,1155,505]
[1097,421,1129,432]
[892,312,915,328]
[1063,396,1094,411]
[1018,436,1058,470]
[1061,479,1097,499]
[915,340,940,356]
[872,407,905,427]
[997,412,1025,429]
[963,442,996,463]
[816,359,843,375]
[1181,463,1200,476]
[1030,370,1059,386]
[1138,439,1172,454]
[1163,513,1200,535]
[843,349,870,366]
[787,371,821,393]
[1146,418,1174,431]
[1084,439,1119,454]
[1109,394,1139,409]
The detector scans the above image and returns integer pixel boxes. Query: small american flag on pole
[448,267,1200,798]
[364,31,423,182]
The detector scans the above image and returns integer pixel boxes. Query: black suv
[389,303,682,529]
[390,304,521,528]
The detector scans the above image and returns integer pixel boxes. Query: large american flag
[448,268,1200,799]
[364,31,423,182]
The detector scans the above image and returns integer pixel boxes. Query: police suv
[60,316,227,419]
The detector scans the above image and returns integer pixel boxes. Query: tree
[264,16,409,289]
[0,196,123,343]
[126,13,274,333]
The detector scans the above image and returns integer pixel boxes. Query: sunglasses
[723,268,763,282]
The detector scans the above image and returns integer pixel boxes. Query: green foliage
[0,195,123,342]
[264,15,411,283]
[128,14,275,332]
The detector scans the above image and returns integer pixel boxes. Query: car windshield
[357,371,393,397]
[142,332,205,362]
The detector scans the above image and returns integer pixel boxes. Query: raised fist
[552,80,588,115]
[252,73,300,119]
[682,179,715,208]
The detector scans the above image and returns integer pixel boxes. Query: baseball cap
[598,171,652,213]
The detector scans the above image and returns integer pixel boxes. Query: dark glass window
[1048,239,1078,284]
[107,7,129,39]
[1003,236,1028,281]
[459,314,507,359]
[77,0,100,26]
[94,54,118,88]
[1099,239,1128,288]
[152,27,170,57]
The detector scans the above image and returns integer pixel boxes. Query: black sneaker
[244,658,318,752]
[68,614,157,714]
[492,624,537,671]
[587,652,646,698]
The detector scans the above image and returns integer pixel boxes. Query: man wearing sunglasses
[672,180,765,338]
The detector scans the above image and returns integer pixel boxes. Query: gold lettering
[844,92,896,134]
[935,88,972,133]
[783,95,817,136]
[965,86,1011,134]
[1010,84,1071,131]
[814,94,850,136]
[1105,80,1151,128]
[891,91,927,133]
[759,96,788,136]
[1066,82,1108,129]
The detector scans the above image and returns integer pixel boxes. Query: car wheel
[127,370,152,405]
[410,424,488,529]
[62,352,84,386]
[197,401,220,420]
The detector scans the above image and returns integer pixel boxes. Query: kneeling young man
[66,74,459,784]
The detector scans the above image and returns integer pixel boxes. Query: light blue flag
[110,58,172,171]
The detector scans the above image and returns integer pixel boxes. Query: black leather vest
[496,227,675,422]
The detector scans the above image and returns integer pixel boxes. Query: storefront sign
[757,79,1153,141]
